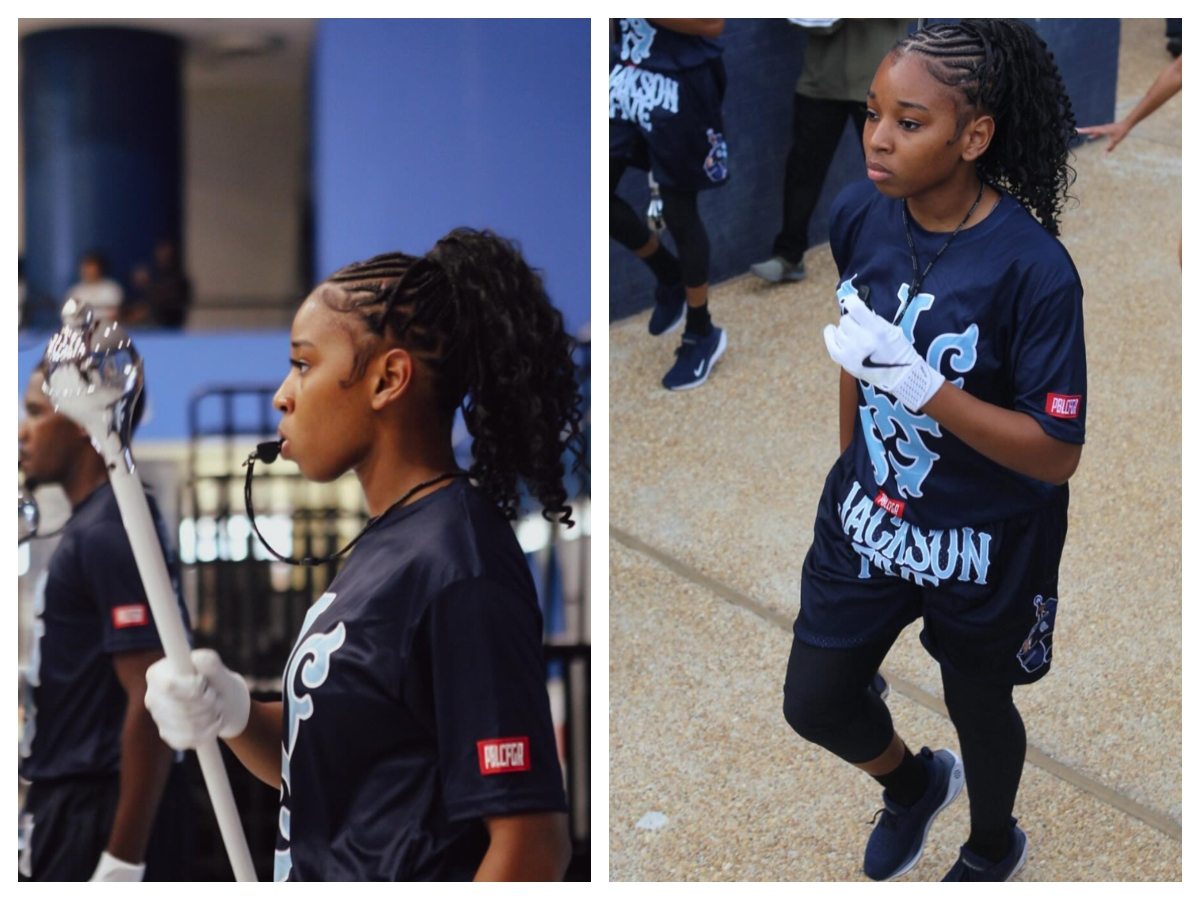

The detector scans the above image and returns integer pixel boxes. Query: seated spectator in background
[66,251,124,322]
[120,240,193,329]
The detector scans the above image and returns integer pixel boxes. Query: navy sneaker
[648,283,686,336]
[942,820,1028,881]
[862,747,964,881]
[662,327,727,391]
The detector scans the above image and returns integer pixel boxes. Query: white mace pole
[43,300,258,882]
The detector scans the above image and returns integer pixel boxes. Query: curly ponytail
[323,229,585,525]
[896,19,1077,235]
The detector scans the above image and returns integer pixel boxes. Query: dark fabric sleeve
[78,520,166,654]
[425,577,568,823]
[1010,276,1087,444]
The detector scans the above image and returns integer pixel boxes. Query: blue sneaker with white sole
[863,747,964,881]
[662,327,727,391]
[942,819,1028,881]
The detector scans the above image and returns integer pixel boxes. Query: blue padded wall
[312,19,590,336]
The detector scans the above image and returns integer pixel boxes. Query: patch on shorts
[704,129,728,182]
[1016,594,1057,673]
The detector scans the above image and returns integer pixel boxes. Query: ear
[961,113,995,162]
[369,347,414,411]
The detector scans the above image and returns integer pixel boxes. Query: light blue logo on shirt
[275,591,346,881]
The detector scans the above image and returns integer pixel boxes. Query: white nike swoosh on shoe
[693,361,705,377]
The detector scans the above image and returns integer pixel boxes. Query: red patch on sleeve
[111,604,149,629]
[1044,393,1082,419]
[477,737,531,775]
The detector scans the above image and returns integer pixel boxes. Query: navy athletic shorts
[609,57,729,191]
[19,763,190,881]
[794,454,1069,685]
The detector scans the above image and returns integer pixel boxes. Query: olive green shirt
[794,19,914,101]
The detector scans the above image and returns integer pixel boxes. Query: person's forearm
[474,812,571,881]
[921,382,1081,484]
[1123,56,1183,130]
[647,19,724,38]
[224,699,284,789]
[839,370,858,453]
[107,702,174,863]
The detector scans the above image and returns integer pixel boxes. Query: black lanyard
[900,179,985,317]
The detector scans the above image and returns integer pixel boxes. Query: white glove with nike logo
[823,293,945,412]
[144,649,251,750]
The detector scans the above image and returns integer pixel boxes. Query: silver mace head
[18,484,39,544]
[43,299,144,474]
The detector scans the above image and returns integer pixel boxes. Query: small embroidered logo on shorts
[477,737,531,775]
[111,604,149,629]
[704,129,728,182]
[874,490,905,519]
[1044,393,1081,419]
[1016,594,1057,673]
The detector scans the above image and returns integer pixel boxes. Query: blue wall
[21,27,184,329]
[610,18,1121,322]
[313,19,591,336]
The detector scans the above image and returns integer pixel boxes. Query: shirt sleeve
[78,519,167,655]
[424,577,568,823]
[1010,276,1087,444]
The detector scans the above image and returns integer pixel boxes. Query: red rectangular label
[874,490,905,519]
[111,604,149,629]
[477,737,531,775]
[1044,393,1081,419]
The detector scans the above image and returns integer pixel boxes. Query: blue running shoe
[648,283,686,336]
[662,327,727,391]
[863,747,964,881]
[942,819,1028,881]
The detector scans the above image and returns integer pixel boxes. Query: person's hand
[1077,120,1133,152]
[89,850,145,882]
[144,649,251,750]
[823,294,944,412]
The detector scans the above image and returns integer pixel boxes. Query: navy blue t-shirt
[829,179,1087,529]
[19,482,188,782]
[611,18,722,71]
[274,479,567,882]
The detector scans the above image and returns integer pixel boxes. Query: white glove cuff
[91,850,146,882]
[892,359,946,412]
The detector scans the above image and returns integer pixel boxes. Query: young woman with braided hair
[782,20,1085,881]
[143,228,584,881]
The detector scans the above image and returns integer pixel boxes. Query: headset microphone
[242,440,463,567]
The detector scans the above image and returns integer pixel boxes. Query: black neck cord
[242,440,465,567]
[901,178,986,308]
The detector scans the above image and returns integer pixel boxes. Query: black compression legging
[610,160,710,288]
[783,637,1027,844]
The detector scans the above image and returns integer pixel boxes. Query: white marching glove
[89,850,146,882]
[823,293,945,412]
[144,648,251,750]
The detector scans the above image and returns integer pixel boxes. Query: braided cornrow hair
[322,228,585,525]
[896,19,1076,236]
